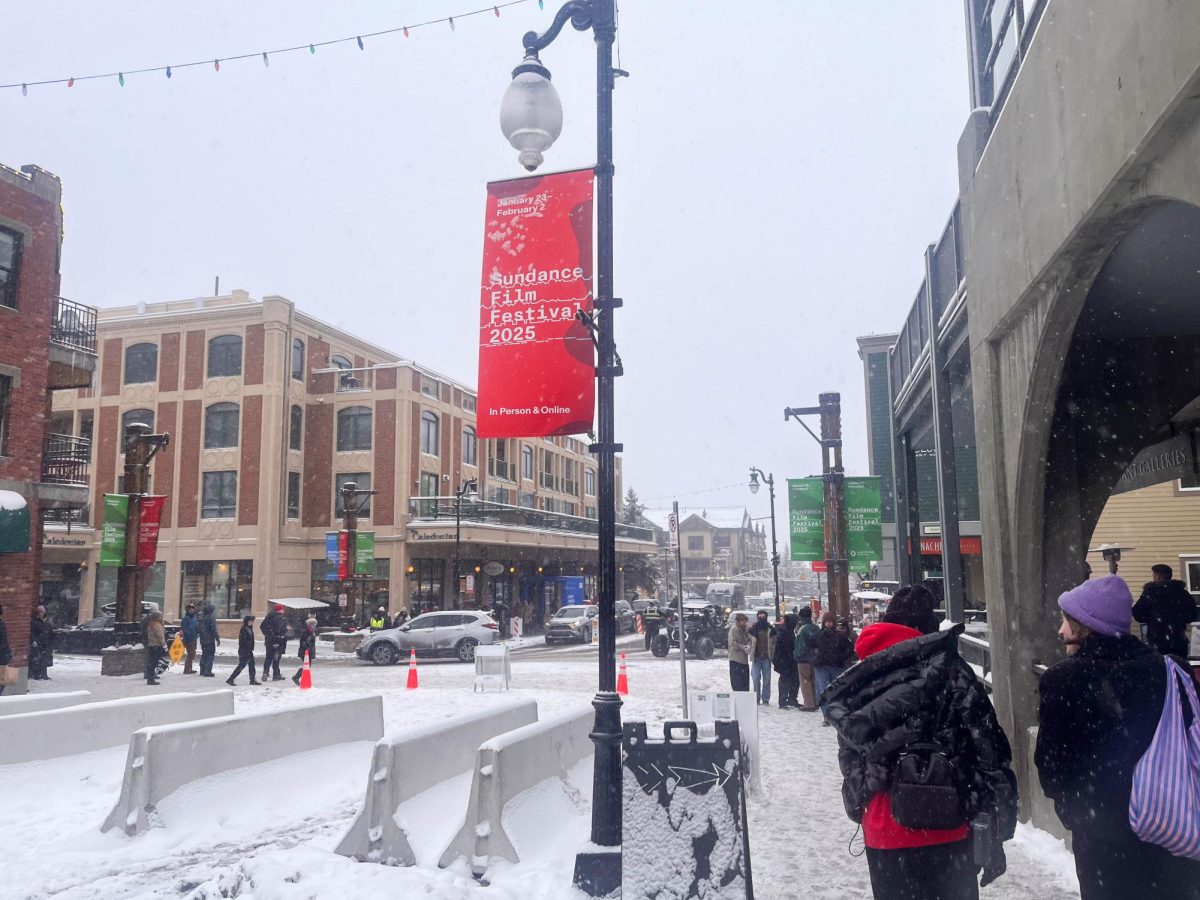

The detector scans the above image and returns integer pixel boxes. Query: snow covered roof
[641,506,751,532]
[0,490,27,511]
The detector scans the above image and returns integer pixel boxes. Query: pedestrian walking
[198,602,219,677]
[1036,574,1200,899]
[143,610,166,685]
[260,603,287,681]
[772,613,800,709]
[180,603,199,674]
[28,606,53,681]
[824,588,1017,900]
[813,612,856,723]
[1133,563,1198,658]
[748,610,776,705]
[793,607,820,711]
[292,616,317,685]
[0,605,12,696]
[727,613,753,692]
[226,615,261,685]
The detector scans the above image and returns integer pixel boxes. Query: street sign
[811,560,828,573]
[667,512,679,551]
[622,720,752,898]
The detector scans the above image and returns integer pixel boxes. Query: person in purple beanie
[1035,574,1200,899]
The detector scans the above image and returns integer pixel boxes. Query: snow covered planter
[622,719,752,899]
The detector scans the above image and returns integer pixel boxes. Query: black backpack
[889,688,964,830]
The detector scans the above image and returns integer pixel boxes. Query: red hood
[855,622,923,659]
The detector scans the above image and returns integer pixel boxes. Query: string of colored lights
[1,0,544,94]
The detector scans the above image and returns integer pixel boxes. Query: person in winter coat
[793,607,820,711]
[28,606,53,680]
[727,613,753,692]
[227,615,261,685]
[180,604,200,674]
[292,616,318,685]
[143,610,166,685]
[748,610,776,705]
[1133,563,1197,658]
[825,589,1018,900]
[1036,574,1200,899]
[198,602,220,677]
[260,604,287,681]
[813,613,856,722]
[0,605,12,695]
[772,614,800,709]
[369,607,392,631]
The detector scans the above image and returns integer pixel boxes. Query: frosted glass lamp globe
[500,54,563,172]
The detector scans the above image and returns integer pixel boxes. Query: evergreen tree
[622,487,644,525]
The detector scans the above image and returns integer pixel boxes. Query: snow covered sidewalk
[1,652,1081,899]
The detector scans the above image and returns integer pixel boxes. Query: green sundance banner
[845,476,883,567]
[788,478,825,562]
[354,531,376,575]
[99,493,129,567]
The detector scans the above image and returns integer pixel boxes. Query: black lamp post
[749,468,782,620]
[500,2,622,894]
[453,478,479,610]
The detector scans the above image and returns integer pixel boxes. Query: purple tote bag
[1129,656,1200,860]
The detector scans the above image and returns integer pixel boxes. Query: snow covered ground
[1,651,1081,899]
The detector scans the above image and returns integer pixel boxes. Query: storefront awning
[0,490,30,554]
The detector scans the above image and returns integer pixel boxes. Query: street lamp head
[500,52,563,172]
[748,470,760,495]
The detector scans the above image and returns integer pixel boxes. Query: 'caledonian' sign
[476,168,595,439]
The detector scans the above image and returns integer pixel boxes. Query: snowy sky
[1,1,967,522]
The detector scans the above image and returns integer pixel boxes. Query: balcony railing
[408,496,654,543]
[42,433,91,485]
[42,505,89,526]
[50,297,98,355]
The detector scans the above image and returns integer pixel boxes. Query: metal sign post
[671,502,688,718]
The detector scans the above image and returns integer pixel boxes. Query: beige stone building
[44,291,653,631]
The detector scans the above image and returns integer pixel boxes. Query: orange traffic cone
[299,650,312,690]
[406,648,419,689]
[616,652,629,696]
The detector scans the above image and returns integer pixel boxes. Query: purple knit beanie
[1058,574,1132,637]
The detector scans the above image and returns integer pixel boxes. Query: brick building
[48,291,652,633]
[0,164,96,690]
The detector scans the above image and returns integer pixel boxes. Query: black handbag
[889,688,964,830]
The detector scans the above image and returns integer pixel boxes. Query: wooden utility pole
[115,422,170,643]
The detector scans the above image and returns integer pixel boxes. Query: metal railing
[50,297,98,355]
[958,632,992,691]
[408,496,654,543]
[42,505,89,526]
[41,433,91,485]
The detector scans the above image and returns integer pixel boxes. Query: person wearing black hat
[772,614,800,709]
[227,615,261,686]
[260,603,288,681]
[793,607,820,710]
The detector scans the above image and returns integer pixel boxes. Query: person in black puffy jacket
[772,614,799,709]
[292,616,318,685]
[226,615,261,686]
[824,589,1017,899]
[1036,574,1200,899]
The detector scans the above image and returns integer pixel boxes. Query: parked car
[356,610,497,665]
[545,604,599,644]
[614,599,635,634]
[57,603,179,654]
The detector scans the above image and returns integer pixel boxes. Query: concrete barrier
[103,694,384,836]
[336,697,538,864]
[440,708,593,874]
[1026,726,1071,844]
[0,691,233,765]
[0,690,91,718]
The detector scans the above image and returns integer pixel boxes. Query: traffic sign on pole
[667,512,679,551]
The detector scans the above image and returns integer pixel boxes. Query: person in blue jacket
[180,603,200,674]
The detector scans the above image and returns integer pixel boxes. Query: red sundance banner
[477,168,595,438]
[338,530,351,580]
[136,495,166,567]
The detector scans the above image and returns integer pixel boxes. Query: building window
[336,406,373,451]
[421,375,440,398]
[541,496,557,513]
[411,558,444,611]
[490,486,513,505]
[290,405,303,451]
[79,410,94,461]
[121,408,155,449]
[206,334,243,378]
[585,468,596,496]
[1184,560,1200,594]
[292,338,305,380]
[180,560,252,619]
[96,562,166,618]
[201,471,238,519]
[585,505,597,519]
[463,426,478,466]
[522,446,534,480]
[519,492,536,508]
[0,374,10,455]
[203,402,239,449]
[463,395,477,412]
[713,533,732,549]
[0,227,21,309]
[687,536,704,551]
[418,471,439,516]
[124,343,158,385]
[335,472,371,518]
[420,411,440,455]
[287,471,300,520]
